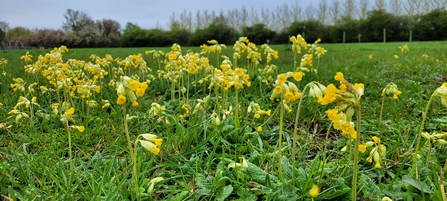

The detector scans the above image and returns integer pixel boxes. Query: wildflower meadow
[0,36,447,200]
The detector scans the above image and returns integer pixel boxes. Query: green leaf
[402,175,433,193]
[168,191,189,201]
[358,174,382,198]
[245,162,280,187]
[216,185,233,201]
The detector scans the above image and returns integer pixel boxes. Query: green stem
[234,88,240,130]
[66,121,73,170]
[379,95,385,127]
[292,84,309,184]
[278,99,284,182]
[352,105,361,201]
[123,106,140,201]
[412,94,434,177]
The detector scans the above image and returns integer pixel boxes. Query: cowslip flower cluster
[270,72,303,113]
[363,136,386,168]
[399,44,409,53]
[290,34,308,55]
[116,76,148,107]
[433,82,447,108]
[247,102,271,119]
[137,133,163,155]
[317,72,364,139]
[381,82,402,99]
[421,131,447,146]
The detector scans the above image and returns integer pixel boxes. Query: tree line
[1,0,447,48]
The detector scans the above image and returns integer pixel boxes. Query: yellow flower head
[372,136,380,143]
[256,126,263,132]
[277,74,287,84]
[358,144,367,153]
[67,107,75,116]
[293,72,303,81]
[309,184,320,198]
[334,72,344,82]
[77,126,85,132]
[117,94,126,105]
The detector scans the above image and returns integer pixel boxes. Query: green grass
[1,40,447,200]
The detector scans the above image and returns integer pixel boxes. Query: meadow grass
[0,40,447,200]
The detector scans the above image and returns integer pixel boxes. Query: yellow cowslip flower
[309,184,320,198]
[77,126,85,132]
[375,162,382,168]
[293,72,303,81]
[334,72,344,82]
[433,82,447,108]
[277,74,287,84]
[317,84,337,105]
[67,108,75,116]
[394,55,399,59]
[372,136,380,143]
[358,144,367,153]
[116,94,126,105]
[368,54,373,60]
[256,126,263,132]
[254,113,261,119]
[381,82,402,99]
[131,101,139,107]
[138,133,163,155]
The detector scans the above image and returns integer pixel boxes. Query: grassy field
[0,39,447,201]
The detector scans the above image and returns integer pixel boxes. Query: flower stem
[292,84,309,184]
[352,105,361,201]
[123,106,140,201]
[378,95,385,127]
[278,100,285,182]
[234,88,240,130]
[66,121,73,170]
[412,94,434,177]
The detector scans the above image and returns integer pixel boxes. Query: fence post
[358,34,361,43]
[409,30,412,42]
[383,28,386,43]
[343,31,346,43]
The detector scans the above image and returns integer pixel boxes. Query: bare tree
[168,12,181,30]
[343,0,356,19]
[240,6,249,30]
[330,0,341,24]
[260,8,272,28]
[357,0,369,19]
[275,3,292,31]
[62,9,94,32]
[390,0,402,16]
[318,0,329,24]
[249,7,260,26]
[178,9,193,31]
[202,10,213,28]
[291,2,303,23]
[0,20,10,43]
[227,8,239,32]
[374,0,387,11]
[405,0,423,15]
[194,10,203,30]
[305,3,316,21]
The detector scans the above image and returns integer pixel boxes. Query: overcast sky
[0,0,314,30]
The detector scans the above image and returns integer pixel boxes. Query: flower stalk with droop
[316,72,365,200]
[412,82,447,178]
[379,82,402,126]
[115,75,149,201]
[270,72,303,182]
